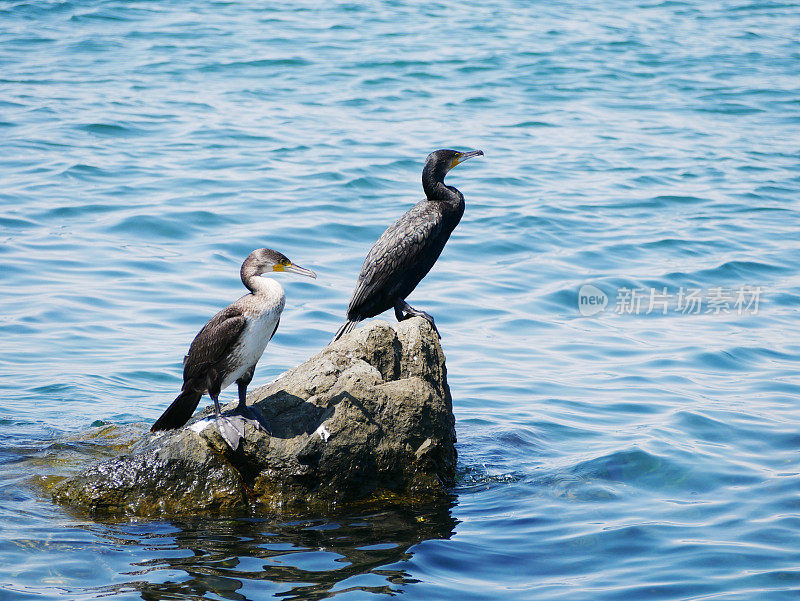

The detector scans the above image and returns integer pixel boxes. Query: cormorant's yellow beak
[450,149,484,170]
[279,262,317,278]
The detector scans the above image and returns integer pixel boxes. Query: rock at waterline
[50,318,457,516]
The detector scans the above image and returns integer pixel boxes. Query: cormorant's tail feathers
[151,388,203,432]
[331,320,358,343]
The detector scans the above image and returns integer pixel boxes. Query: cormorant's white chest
[221,277,285,389]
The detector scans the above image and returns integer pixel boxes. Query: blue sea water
[2,0,800,598]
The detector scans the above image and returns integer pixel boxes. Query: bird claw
[398,306,440,338]
[214,405,271,451]
[414,311,440,339]
[215,415,244,451]
[426,316,441,339]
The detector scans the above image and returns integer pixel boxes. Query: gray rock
[51,318,457,516]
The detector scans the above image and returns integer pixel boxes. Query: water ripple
[2,0,800,599]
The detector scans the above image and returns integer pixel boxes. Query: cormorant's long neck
[241,259,268,294]
[422,166,463,206]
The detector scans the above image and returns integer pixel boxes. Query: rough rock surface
[51,318,457,516]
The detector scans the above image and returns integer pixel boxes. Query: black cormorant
[151,248,316,450]
[332,148,483,342]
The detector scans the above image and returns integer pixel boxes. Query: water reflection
[90,504,457,600]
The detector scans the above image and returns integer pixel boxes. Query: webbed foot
[395,300,441,338]
[215,404,272,450]
[231,403,272,435]
[413,310,440,338]
[215,413,245,451]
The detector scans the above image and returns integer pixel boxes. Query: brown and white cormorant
[151,248,316,450]
[332,148,483,342]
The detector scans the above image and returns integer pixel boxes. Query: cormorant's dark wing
[182,305,248,383]
[348,202,443,317]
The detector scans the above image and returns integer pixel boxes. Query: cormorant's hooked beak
[450,149,483,170]
[280,263,317,279]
